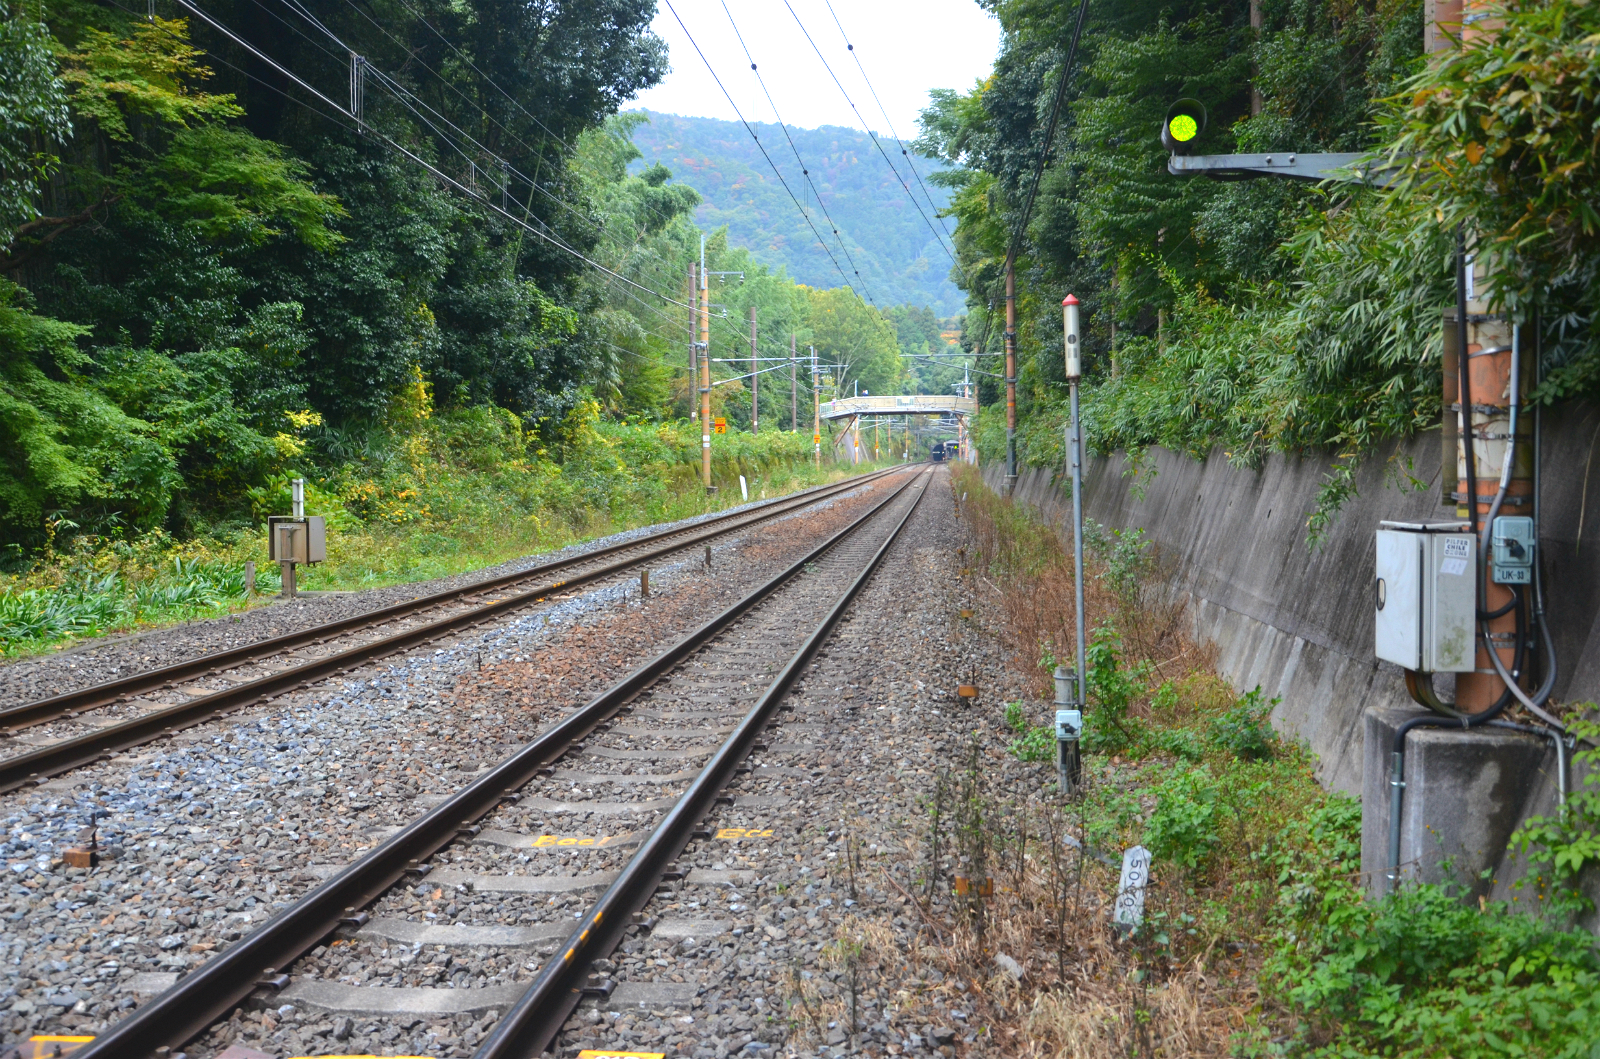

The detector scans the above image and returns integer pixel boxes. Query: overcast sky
[630,0,1002,139]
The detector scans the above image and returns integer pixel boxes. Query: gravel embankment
[0,481,871,710]
[545,465,1031,1059]
[0,476,903,1053]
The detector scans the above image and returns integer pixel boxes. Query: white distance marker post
[1063,296,1087,710]
[1113,845,1151,932]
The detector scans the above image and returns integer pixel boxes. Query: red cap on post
[1063,295,1079,306]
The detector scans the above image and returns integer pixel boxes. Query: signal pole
[1064,295,1087,709]
[700,236,712,491]
[791,333,798,432]
[1004,261,1018,494]
[749,306,758,434]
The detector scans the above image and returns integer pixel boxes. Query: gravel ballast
[0,474,910,1055]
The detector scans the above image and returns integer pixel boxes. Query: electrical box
[1491,515,1534,585]
[1055,709,1082,741]
[1375,521,1476,672]
[268,516,327,564]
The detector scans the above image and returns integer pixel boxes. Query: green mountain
[628,111,962,315]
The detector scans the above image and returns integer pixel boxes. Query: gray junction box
[1374,521,1476,673]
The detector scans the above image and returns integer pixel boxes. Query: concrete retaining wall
[979,401,1600,902]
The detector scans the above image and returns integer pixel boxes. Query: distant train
[930,440,960,462]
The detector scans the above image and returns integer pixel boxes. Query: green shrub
[1144,766,1223,872]
[1004,701,1056,763]
[1208,685,1280,761]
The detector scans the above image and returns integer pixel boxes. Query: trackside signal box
[1374,520,1475,672]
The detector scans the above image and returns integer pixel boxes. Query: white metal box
[1375,521,1476,672]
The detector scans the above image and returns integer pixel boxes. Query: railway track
[0,468,901,795]
[58,464,930,1059]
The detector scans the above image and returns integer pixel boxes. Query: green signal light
[1168,114,1199,142]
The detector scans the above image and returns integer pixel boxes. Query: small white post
[739,475,748,502]
[291,478,305,519]
[1113,845,1151,932]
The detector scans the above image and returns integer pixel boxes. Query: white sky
[631,0,1002,138]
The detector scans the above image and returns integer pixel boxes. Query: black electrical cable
[1003,0,1091,274]
[818,0,960,273]
[1457,227,1478,539]
[780,0,962,281]
[659,0,871,305]
[719,0,874,296]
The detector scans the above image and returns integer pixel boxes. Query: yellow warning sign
[716,827,775,839]
[813,433,822,443]
[714,417,727,434]
[577,1053,667,1059]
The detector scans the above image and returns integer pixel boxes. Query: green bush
[1082,623,1150,755]
[1144,766,1223,872]
[1004,700,1056,763]
[1208,685,1281,761]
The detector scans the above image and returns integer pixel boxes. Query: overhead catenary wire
[172,0,831,392]
[659,0,871,305]
[719,0,874,299]
[781,0,963,281]
[1003,0,1091,272]
[817,0,962,276]
[169,0,708,318]
[131,0,753,380]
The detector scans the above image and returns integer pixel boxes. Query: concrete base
[1362,705,1550,899]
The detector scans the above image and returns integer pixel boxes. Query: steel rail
[0,469,899,733]
[68,469,924,1059]
[0,472,903,794]
[479,468,931,1058]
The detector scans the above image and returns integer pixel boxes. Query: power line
[780,0,962,282]
[817,0,961,275]
[659,0,870,305]
[170,0,703,315]
[720,0,873,298]
[1004,0,1091,272]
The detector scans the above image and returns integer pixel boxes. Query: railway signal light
[1161,98,1206,154]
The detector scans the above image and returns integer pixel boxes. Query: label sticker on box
[1443,538,1471,558]
[1440,557,1469,576]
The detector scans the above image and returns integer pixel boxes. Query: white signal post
[1063,295,1087,710]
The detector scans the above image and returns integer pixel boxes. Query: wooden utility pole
[700,242,712,491]
[1435,0,1528,713]
[749,306,758,434]
[1004,260,1018,493]
[790,333,798,432]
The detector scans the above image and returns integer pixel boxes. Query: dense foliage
[923,0,1598,535]
[0,1,956,564]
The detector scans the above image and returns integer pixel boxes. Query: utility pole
[811,345,820,468]
[700,236,712,491]
[688,260,700,385]
[1004,261,1018,494]
[749,306,758,434]
[790,333,798,432]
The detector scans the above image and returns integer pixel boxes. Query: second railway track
[0,469,901,794]
[55,466,931,1059]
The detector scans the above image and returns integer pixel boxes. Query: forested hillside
[0,0,960,598]
[929,0,1600,536]
[630,111,963,314]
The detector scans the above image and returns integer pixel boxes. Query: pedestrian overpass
[818,395,977,419]
[816,394,978,464]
